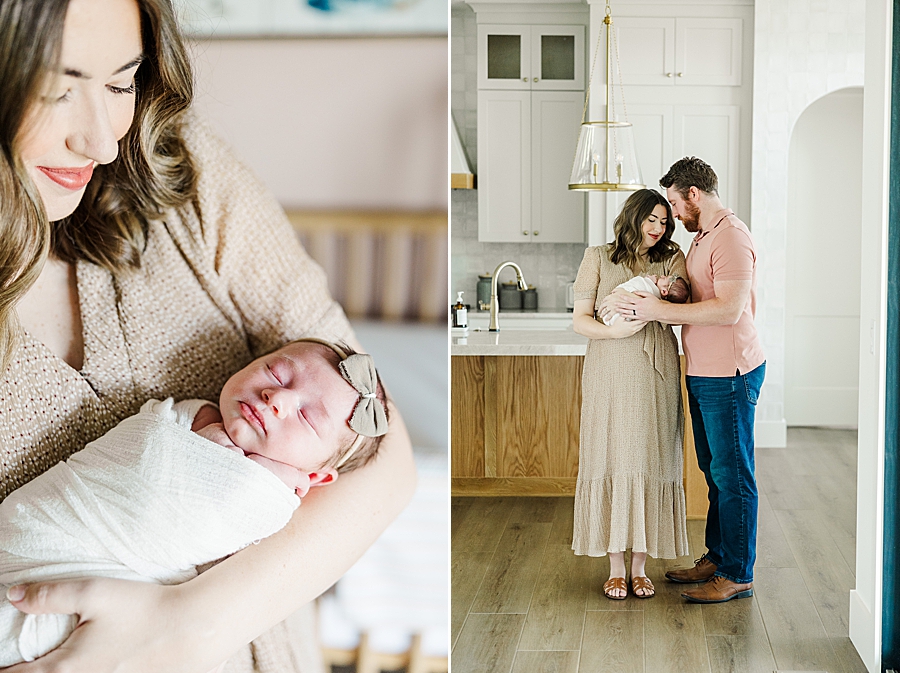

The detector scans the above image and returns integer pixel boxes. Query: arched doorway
[785,87,864,427]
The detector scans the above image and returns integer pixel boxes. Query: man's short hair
[660,157,719,198]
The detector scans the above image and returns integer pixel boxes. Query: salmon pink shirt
[682,209,765,377]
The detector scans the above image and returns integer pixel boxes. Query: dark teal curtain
[883,1,900,666]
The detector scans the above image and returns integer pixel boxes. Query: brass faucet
[489,261,528,332]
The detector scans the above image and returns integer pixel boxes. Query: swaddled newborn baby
[0,338,388,665]
[602,274,689,325]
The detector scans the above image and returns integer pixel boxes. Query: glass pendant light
[568,3,643,191]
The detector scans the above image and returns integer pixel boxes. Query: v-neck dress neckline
[21,261,137,404]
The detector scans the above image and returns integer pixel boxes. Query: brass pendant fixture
[568,3,643,191]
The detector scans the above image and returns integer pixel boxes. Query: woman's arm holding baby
[4,400,415,673]
[572,298,647,339]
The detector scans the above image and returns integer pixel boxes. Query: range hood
[451,115,475,189]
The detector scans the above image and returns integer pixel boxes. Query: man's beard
[680,200,702,233]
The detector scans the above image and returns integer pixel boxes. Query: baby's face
[219,342,358,474]
[648,274,672,296]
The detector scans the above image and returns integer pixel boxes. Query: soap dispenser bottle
[452,291,468,329]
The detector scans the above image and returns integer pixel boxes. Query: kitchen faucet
[489,261,528,331]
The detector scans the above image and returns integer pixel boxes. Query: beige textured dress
[0,119,351,672]
[571,245,689,559]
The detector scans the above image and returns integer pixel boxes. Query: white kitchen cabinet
[614,17,742,87]
[604,103,740,250]
[477,24,585,91]
[477,89,585,243]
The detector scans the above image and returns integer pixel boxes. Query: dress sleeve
[573,247,602,302]
[176,117,355,357]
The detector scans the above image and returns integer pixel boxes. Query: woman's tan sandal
[603,577,628,600]
[632,575,655,598]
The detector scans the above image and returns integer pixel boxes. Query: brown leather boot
[681,575,753,603]
[664,554,717,584]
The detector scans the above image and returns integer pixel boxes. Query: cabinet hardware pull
[677,72,684,77]
[522,77,528,82]
[522,230,529,235]
[533,77,538,82]
[666,72,673,77]
[533,231,539,236]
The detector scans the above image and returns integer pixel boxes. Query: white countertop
[452,312,683,356]
[452,329,588,356]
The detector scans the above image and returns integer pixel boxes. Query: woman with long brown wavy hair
[0,0,415,670]
[571,188,689,600]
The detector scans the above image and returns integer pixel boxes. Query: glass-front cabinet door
[531,26,584,91]
[478,24,584,91]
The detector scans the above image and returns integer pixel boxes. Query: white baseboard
[755,419,786,448]
[849,589,877,673]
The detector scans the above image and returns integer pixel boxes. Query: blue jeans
[685,362,765,584]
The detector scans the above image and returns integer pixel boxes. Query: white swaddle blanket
[602,276,662,325]
[0,399,299,665]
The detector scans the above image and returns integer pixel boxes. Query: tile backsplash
[451,189,586,310]
[450,3,587,311]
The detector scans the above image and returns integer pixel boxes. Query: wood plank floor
[451,428,868,673]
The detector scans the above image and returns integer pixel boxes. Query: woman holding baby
[571,188,689,600]
[0,0,415,671]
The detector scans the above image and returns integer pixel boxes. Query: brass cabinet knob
[677,72,684,77]
[522,230,529,235]
[666,72,673,77]
[533,230,539,236]
[522,77,528,82]
[533,77,539,82]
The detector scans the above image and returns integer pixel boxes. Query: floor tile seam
[463,542,501,619]
[756,567,840,667]
[515,522,556,647]
[468,610,529,615]
[467,517,552,614]
[574,609,587,673]
[514,649,582,652]
[736,584,777,669]
[770,507,856,595]
[505,616,529,673]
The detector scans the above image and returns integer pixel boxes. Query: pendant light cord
[579,3,611,125]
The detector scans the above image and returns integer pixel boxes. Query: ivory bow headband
[295,338,388,469]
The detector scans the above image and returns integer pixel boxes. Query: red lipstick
[37,164,94,191]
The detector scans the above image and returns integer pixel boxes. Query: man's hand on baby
[598,288,638,323]
[615,290,663,321]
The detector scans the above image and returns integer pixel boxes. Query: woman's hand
[2,579,229,673]
[605,315,648,339]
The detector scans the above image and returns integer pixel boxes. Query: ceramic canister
[499,281,522,310]
[476,274,492,310]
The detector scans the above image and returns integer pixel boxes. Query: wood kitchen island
[451,328,709,519]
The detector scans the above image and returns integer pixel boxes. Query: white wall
[851,0,892,668]
[189,37,448,211]
[751,0,865,448]
[785,88,863,428]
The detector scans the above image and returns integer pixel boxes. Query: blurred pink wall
[190,38,448,211]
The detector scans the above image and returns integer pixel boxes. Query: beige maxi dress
[571,244,689,559]
[0,118,350,672]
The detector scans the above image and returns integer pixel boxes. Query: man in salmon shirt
[610,156,766,604]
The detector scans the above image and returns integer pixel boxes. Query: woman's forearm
[573,313,616,339]
[180,400,416,657]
